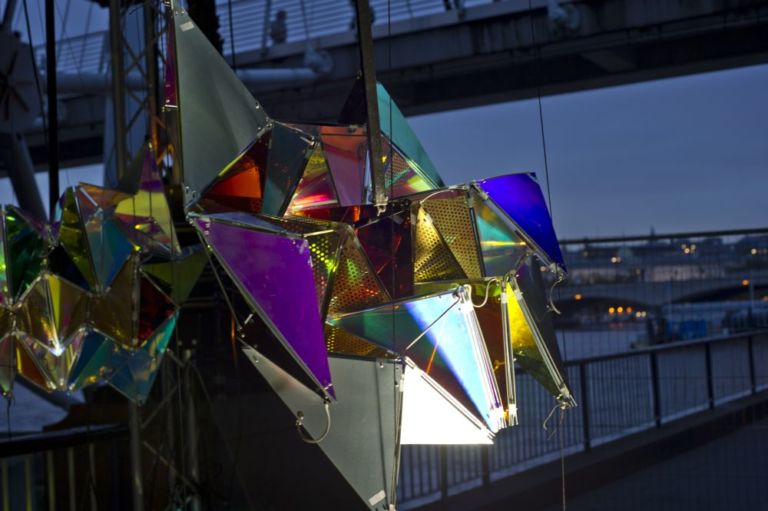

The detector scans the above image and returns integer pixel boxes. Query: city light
[626,306,633,314]
[617,306,624,314]
[742,279,750,287]
[574,293,583,301]
[752,248,758,255]
[610,256,621,264]
[608,307,615,315]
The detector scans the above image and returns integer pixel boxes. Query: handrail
[559,227,768,245]
[566,329,768,365]
[0,424,127,458]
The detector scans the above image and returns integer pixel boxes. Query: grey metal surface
[171,6,269,204]
[244,348,401,511]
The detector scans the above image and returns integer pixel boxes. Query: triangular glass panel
[15,335,54,391]
[108,312,177,403]
[18,273,89,356]
[286,144,339,213]
[318,126,367,207]
[170,7,269,203]
[243,348,400,510]
[421,190,484,279]
[376,83,444,189]
[4,205,48,301]
[199,133,269,214]
[138,273,177,346]
[196,218,333,398]
[331,288,505,431]
[114,150,179,256]
[20,326,88,390]
[48,245,90,290]
[84,211,134,290]
[381,137,432,198]
[326,228,390,316]
[262,123,313,216]
[475,174,565,270]
[509,258,574,406]
[412,205,466,283]
[68,330,115,391]
[472,189,529,278]
[142,246,208,303]
[400,359,494,445]
[355,212,414,298]
[91,255,138,347]
[55,188,97,290]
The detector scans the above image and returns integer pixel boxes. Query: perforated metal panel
[412,206,466,283]
[422,194,484,279]
[327,230,391,316]
[324,324,392,358]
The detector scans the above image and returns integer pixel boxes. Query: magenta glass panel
[197,218,334,397]
[476,173,565,269]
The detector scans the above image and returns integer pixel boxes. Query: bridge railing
[397,330,768,509]
[553,228,768,359]
[0,425,128,510]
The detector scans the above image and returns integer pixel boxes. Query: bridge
[20,0,768,169]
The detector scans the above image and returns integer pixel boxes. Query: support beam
[44,0,58,218]
[354,0,387,209]
[108,0,128,185]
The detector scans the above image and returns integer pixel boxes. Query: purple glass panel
[197,218,334,397]
[476,174,565,269]
[164,21,177,108]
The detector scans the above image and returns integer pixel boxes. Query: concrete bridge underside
[21,0,768,169]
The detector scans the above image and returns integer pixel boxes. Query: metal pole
[143,0,159,152]
[44,0,59,219]
[579,363,591,450]
[704,343,715,410]
[354,0,387,210]
[748,335,756,395]
[184,349,201,511]
[109,0,128,184]
[649,352,662,427]
[128,402,145,511]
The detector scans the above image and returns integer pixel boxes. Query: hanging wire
[226,0,236,69]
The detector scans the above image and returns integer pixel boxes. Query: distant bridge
[20,0,768,169]
[556,273,768,308]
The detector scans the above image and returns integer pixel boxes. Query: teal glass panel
[473,192,529,278]
[262,123,313,216]
[108,312,178,403]
[5,206,48,300]
[376,83,444,189]
[69,330,115,391]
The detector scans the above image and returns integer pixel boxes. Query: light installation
[0,4,575,509]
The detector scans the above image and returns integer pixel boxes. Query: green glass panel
[262,123,313,216]
[472,191,529,277]
[56,188,97,290]
[69,330,115,391]
[108,312,177,403]
[5,206,48,300]
[142,246,208,303]
[376,83,444,189]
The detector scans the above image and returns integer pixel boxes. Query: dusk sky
[3,0,766,239]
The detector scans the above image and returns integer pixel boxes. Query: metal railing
[35,0,499,76]
[0,425,128,510]
[397,330,768,508]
